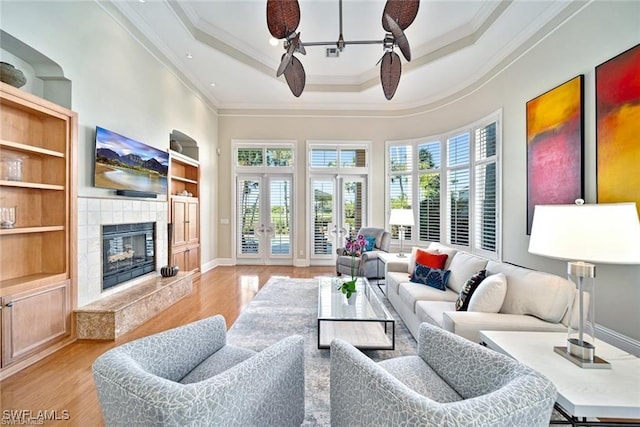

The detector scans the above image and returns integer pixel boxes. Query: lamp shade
[389,209,415,226]
[528,202,640,264]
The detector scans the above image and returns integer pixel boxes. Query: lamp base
[554,345,611,369]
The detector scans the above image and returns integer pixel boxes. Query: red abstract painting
[596,43,640,217]
[526,75,584,234]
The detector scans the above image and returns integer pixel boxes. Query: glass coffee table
[317,276,395,350]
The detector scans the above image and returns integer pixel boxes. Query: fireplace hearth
[102,222,156,290]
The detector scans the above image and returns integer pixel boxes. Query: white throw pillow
[467,273,507,313]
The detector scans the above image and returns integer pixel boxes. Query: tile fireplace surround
[77,196,168,307]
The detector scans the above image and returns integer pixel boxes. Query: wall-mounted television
[94,126,169,195]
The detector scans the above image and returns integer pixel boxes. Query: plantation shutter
[474,122,498,253]
[446,133,470,246]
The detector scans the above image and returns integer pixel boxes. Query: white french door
[310,175,367,265]
[237,174,293,265]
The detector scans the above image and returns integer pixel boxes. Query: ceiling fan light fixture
[267,0,419,100]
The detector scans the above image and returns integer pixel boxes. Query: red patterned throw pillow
[415,249,448,270]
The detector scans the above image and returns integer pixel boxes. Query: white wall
[1,1,220,302]
[219,1,640,341]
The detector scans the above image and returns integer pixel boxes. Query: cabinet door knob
[5,301,14,307]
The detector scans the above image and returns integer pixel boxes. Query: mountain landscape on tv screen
[96,148,168,176]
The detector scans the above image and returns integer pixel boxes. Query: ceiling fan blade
[267,0,301,39]
[380,51,401,100]
[276,32,301,77]
[384,14,411,61]
[284,55,306,97]
[382,0,420,31]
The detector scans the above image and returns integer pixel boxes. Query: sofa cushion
[454,270,486,311]
[442,311,568,343]
[468,273,507,313]
[379,355,462,403]
[399,282,458,314]
[410,263,451,291]
[446,253,489,294]
[416,300,456,328]
[180,345,256,384]
[386,271,408,297]
[486,261,572,323]
[415,249,448,269]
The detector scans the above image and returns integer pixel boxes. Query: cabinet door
[172,246,187,272]
[186,245,200,272]
[187,200,199,244]
[172,199,187,246]
[2,280,71,366]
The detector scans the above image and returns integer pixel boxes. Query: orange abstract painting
[526,76,584,234]
[596,44,640,216]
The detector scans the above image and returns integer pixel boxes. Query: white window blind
[312,181,334,255]
[238,178,260,254]
[269,179,292,255]
[447,133,470,246]
[474,123,498,253]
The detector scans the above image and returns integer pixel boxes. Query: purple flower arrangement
[338,234,366,298]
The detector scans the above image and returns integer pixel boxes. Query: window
[236,145,293,168]
[389,145,413,239]
[418,141,441,241]
[309,146,368,169]
[386,112,501,259]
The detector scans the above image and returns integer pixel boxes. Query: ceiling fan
[266,0,420,100]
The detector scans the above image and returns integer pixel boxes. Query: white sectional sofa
[385,242,579,343]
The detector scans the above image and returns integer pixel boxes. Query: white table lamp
[528,200,640,369]
[389,209,414,257]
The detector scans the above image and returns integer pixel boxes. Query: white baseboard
[201,258,234,273]
[596,324,640,357]
[293,258,310,267]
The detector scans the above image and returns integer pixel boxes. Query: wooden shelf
[0,180,65,191]
[0,226,65,236]
[0,140,65,158]
[171,176,198,185]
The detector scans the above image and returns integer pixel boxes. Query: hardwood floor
[0,266,334,426]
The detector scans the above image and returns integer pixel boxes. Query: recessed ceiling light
[210,83,216,87]
[269,37,279,47]
[186,53,193,59]
[139,0,146,3]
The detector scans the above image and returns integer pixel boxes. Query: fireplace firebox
[102,222,156,290]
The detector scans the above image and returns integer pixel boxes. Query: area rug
[226,276,565,426]
[226,276,417,426]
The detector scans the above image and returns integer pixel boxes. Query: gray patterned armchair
[93,315,305,426]
[330,323,557,427]
[336,227,391,280]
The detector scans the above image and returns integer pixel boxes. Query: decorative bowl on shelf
[1,62,27,88]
